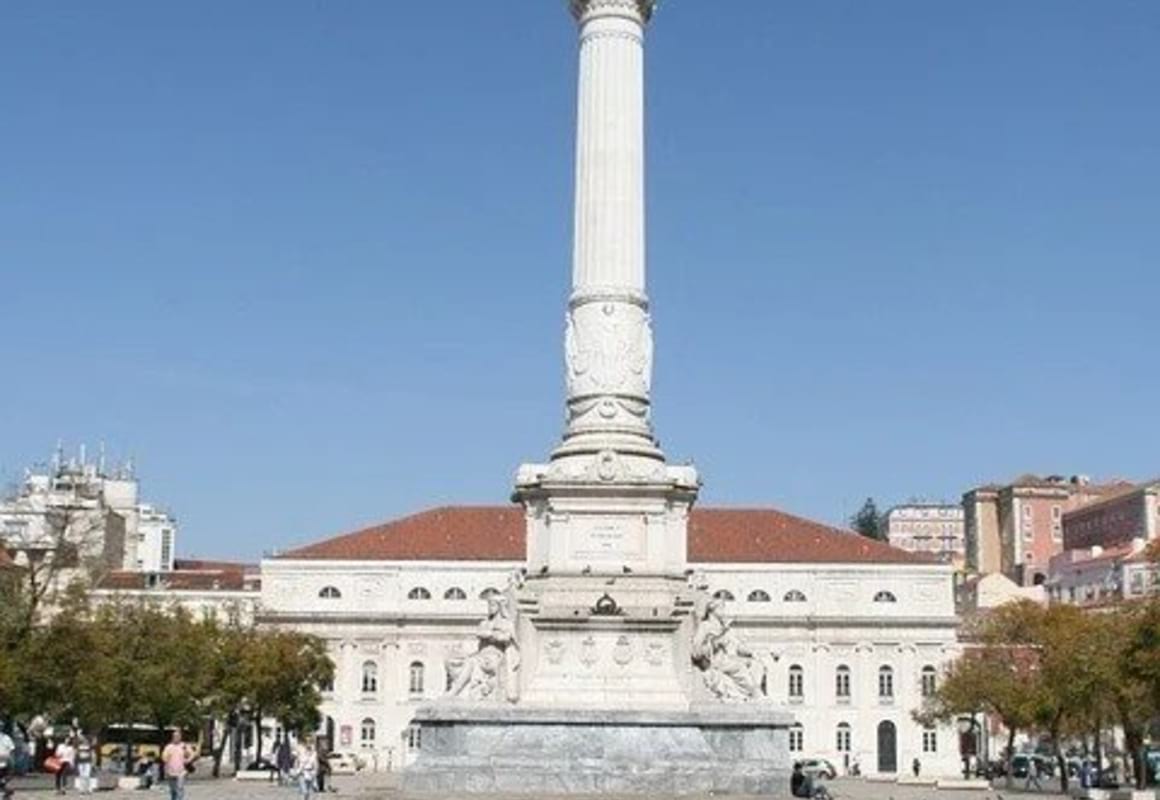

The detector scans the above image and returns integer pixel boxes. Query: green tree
[917,641,1039,787]
[849,498,883,541]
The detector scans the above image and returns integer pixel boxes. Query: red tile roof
[279,505,931,565]
[97,569,252,591]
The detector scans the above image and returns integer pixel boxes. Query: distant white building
[93,558,262,625]
[261,505,963,778]
[882,504,965,569]
[0,445,178,573]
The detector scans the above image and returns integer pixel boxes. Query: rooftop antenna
[53,440,64,471]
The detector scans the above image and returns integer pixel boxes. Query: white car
[325,751,362,775]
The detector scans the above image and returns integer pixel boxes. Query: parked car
[325,751,362,775]
[799,758,838,780]
[1011,754,1054,779]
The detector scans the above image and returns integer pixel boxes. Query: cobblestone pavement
[4,773,1074,799]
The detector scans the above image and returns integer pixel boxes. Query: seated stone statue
[447,594,520,702]
[692,597,766,701]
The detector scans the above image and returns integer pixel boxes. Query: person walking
[53,737,76,795]
[160,731,190,800]
[295,739,317,800]
[73,735,93,795]
[275,737,293,787]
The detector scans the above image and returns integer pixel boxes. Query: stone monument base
[402,704,793,796]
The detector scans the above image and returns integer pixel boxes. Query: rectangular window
[788,668,804,702]
[406,725,422,752]
[923,729,937,753]
[836,727,851,753]
[878,670,894,702]
[1052,505,1062,520]
[835,670,851,701]
[789,727,803,752]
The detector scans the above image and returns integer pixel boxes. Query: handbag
[44,756,62,773]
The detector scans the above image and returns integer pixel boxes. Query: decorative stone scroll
[692,597,767,702]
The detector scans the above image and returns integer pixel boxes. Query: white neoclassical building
[261,505,962,777]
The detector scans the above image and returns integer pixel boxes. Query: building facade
[882,504,965,569]
[961,475,1129,585]
[260,506,962,777]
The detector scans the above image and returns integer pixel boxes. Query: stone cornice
[569,0,655,24]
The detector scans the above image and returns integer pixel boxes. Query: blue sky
[1,2,1156,560]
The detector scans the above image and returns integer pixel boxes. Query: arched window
[406,724,422,752]
[409,661,425,697]
[712,589,735,602]
[783,589,807,603]
[835,664,851,701]
[921,665,937,697]
[320,663,335,693]
[873,590,897,603]
[360,718,376,748]
[443,587,467,600]
[746,589,771,603]
[788,665,804,702]
[836,723,851,753]
[318,586,341,599]
[408,587,432,600]
[479,587,500,600]
[878,665,894,701]
[361,661,378,694]
[788,723,803,753]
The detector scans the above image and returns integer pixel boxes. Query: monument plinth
[403,1,792,793]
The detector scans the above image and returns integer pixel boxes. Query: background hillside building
[1062,480,1159,552]
[961,474,1129,585]
[261,505,961,777]
[881,504,965,569]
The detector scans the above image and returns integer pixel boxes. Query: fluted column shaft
[555,0,662,466]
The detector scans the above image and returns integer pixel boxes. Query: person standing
[160,731,189,800]
[73,735,93,795]
[53,737,76,795]
[275,737,293,786]
[295,739,317,800]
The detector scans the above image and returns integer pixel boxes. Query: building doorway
[877,720,897,774]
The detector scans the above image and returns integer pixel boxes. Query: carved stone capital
[569,0,655,24]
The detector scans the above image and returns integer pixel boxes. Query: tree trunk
[253,708,263,762]
[1005,727,1017,789]
[1052,724,1068,795]
[1125,728,1145,790]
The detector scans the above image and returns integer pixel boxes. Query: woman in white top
[295,739,318,800]
[53,737,76,795]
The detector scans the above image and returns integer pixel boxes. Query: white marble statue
[446,594,521,703]
[692,597,766,702]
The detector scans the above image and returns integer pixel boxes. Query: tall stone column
[514,0,696,577]
[554,0,662,467]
